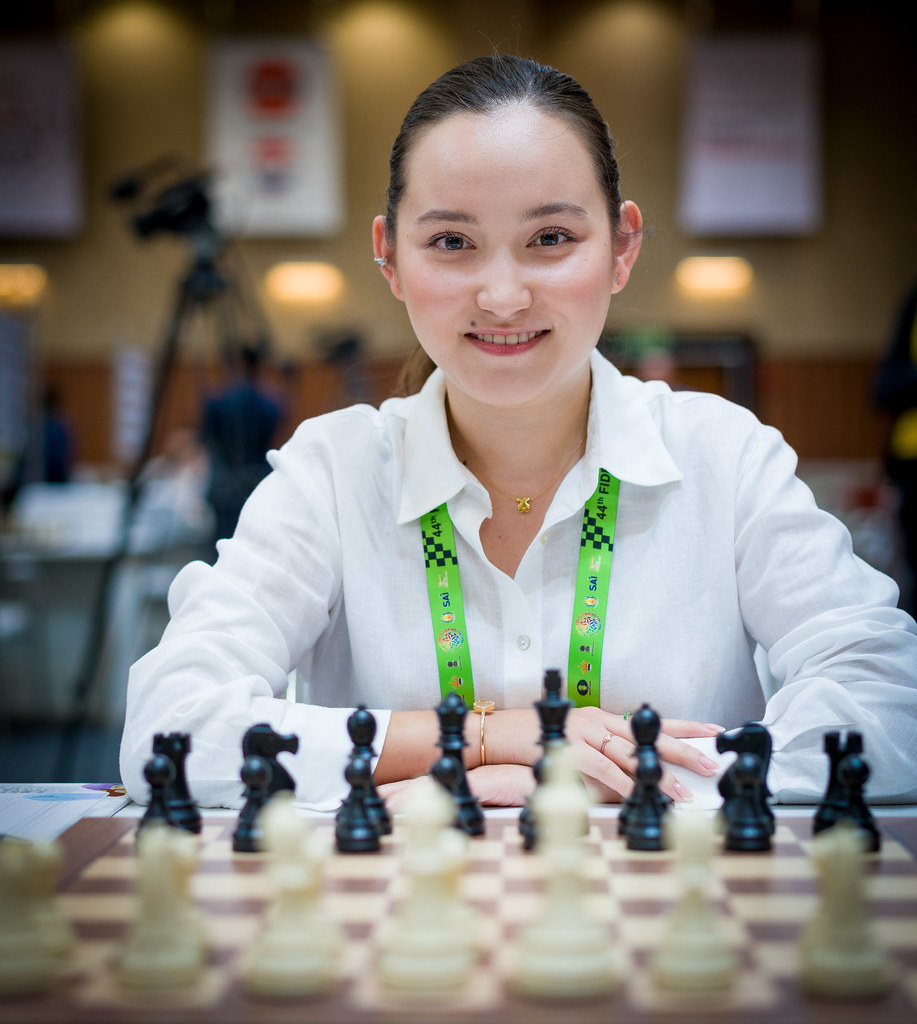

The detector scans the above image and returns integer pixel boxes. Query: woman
[121,55,917,810]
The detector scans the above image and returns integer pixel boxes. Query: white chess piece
[31,840,76,959]
[376,776,480,992]
[0,839,57,995]
[510,746,622,998]
[243,792,343,996]
[651,810,738,990]
[800,820,893,996]
[118,823,206,988]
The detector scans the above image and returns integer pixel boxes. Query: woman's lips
[467,329,548,347]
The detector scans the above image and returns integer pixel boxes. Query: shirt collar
[585,349,683,488]
[396,349,683,525]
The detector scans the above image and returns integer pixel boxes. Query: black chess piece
[623,704,672,852]
[432,692,485,836]
[814,730,863,835]
[137,752,177,834]
[152,732,201,834]
[716,722,775,836]
[232,754,273,853]
[834,751,881,853]
[723,751,772,852]
[520,668,573,851]
[347,705,391,836]
[335,754,381,853]
[242,723,299,794]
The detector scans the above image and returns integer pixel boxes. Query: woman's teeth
[472,331,542,345]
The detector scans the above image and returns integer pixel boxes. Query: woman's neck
[445,378,591,500]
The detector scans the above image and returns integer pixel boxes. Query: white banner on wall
[206,39,343,237]
[678,34,821,236]
[0,43,83,237]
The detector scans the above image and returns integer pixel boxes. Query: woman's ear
[372,215,403,300]
[611,200,643,294]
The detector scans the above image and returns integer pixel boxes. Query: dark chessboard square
[503,877,542,893]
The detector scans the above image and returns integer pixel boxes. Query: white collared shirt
[121,352,917,808]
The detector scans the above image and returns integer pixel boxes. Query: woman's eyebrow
[415,209,477,225]
[414,202,589,226]
[523,201,589,221]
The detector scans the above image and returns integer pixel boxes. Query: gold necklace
[463,435,587,514]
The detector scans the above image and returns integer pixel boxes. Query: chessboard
[5,811,917,1024]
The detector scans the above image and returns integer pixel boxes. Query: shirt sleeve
[733,420,917,802]
[119,418,392,811]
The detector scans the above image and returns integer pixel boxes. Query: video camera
[109,155,218,244]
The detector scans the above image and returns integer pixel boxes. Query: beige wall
[2,0,916,366]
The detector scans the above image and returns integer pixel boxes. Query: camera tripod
[54,217,272,780]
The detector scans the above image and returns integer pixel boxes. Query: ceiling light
[265,262,344,303]
[0,264,48,307]
[676,256,753,295]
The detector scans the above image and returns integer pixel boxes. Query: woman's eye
[532,229,572,247]
[433,234,468,250]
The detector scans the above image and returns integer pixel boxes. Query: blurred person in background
[201,343,282,558]
[875,281,917,615]
[40,385,75,484]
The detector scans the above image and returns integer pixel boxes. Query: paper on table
[0,783,130,841]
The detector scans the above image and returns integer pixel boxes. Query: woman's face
[373,104,641,418]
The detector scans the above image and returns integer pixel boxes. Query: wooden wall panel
[38,356,891,471]
[757,359,888,460]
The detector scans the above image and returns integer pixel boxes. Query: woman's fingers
[571,741,635,801]
[653,733,722,778]
[659,717,724,739]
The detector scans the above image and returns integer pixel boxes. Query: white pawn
[800,820,893,997]
[0,839,56,995]
[510,746,622,998]
[30,840,76,960]
[118,823,206,989]
[242,792,343,997]
[651,810,738,990]
[376,776,480,992]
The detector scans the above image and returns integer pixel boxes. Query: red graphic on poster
[248,60,298,117]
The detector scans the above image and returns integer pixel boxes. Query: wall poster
[0,43,83,237]
[206,39,343,237]
[678,34,821,236]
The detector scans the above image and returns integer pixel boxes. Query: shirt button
[517,634,531,651]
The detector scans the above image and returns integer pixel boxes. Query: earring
[374,256,389,267]
[613,273,619,285]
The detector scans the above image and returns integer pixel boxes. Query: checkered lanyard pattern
[420,471,621,708]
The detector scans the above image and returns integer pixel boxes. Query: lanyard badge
[421,471,620,708]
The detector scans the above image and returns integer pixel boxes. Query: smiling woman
[121,55,917,814]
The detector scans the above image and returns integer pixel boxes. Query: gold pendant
[516,496,532,514]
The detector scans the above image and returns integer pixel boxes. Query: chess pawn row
[0,838,74,995]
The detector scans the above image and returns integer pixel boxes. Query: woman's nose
[475,252,533,319]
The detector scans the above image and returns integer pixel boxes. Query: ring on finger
[599,732,614,757]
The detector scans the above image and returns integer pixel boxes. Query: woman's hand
[487,706,723,803]
[377,764,536,812]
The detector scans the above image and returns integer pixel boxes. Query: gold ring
[599,732,614,757]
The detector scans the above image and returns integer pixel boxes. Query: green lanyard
[420,470,620,708]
